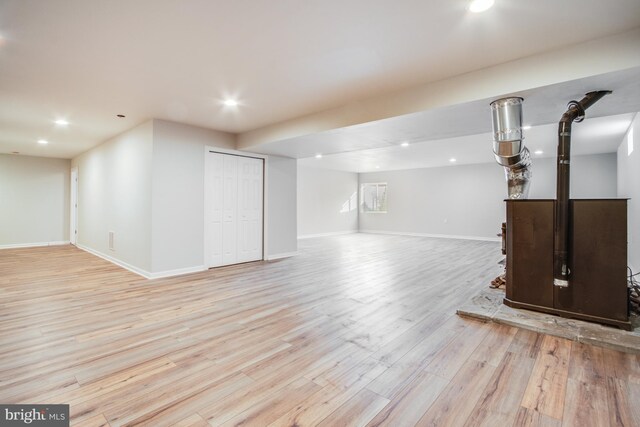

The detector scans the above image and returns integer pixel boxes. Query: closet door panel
[222,155,238,265]
[237,157,263,262]
[205,153,224,267]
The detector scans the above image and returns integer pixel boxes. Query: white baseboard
[265,251,298,261]
[77,244,208,280]
[358,229,501,242]
[298,230,357,239]
[147,265,206,279]
[77,244,152,278]
[0,240,70,250]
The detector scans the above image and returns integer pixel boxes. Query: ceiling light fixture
[401,142,410,147]
[54,119,69,126]
[522,125,532,130]
[315,154,322,159]
[37,139,48,145]
[534,150,544,155]
[223,99,239,107]
[375,165,380,169]
[449,158,457,162]
[468,0,495,13]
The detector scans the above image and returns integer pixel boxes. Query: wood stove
[491,92,631,330]
[504,199,630,330]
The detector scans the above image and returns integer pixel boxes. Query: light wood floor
[1,234,639,427]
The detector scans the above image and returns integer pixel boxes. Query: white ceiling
[1,0,640,159]
[261,67,640,169]
[298,113,635,173]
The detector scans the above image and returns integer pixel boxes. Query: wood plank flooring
[1,234,639,426]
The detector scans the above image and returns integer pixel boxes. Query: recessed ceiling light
[522,125,532,130]
[468,0,495,13]
[38,139,48,145]
[375,165,380,169]
[54,119,69,126]
[223,99,239,107]
[534,150,543,155]
[401,142,410,147]
[315,154,322,159]
[449,158,457,162]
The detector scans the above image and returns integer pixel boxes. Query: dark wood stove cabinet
[504,199,631,330]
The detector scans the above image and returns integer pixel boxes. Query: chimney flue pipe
[553,90,611,288]
[490,97,531,199]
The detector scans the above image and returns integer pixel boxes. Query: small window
[361,183,387,213]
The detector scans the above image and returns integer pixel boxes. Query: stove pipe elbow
[490,97,531,199]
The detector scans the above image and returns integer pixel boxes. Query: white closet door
[205,151,263,268]
[237,156,264,263]
[222,154,238,265]
[205,153,224,267]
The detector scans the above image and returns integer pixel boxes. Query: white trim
[70,167,78,245]
[204,146,268,268]
[204,146,269,160]
[77,244,151,278]
[147,265,206,279]
[78,244,208,280]
[265,251,298,261]
[0,241,70,250]
[298,230,358,239]
[358,229,501,242]
[360,182,387,214]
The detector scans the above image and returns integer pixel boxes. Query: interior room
[1,1,639,426]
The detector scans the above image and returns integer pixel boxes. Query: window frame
[360,182,388,214]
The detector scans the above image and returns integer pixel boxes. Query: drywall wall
[359,153,617,240]
[151,119,235,274]
[151,119,297,272]
[266,155,298,257]
[297,165,358,237]
[72,121,153,273]
[527,153,617,199]
[71,118,298,277]
[0,154,70,247]
[617,113,639,272]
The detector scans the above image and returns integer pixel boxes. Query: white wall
[528,153,617,199]
[359,153,617,240]
[151,119,297,271]
[266,155,298,257]
[72,118,298,277]
[0,154,70,247]
[617,113,640,272]
[72,121,154,273]
[297,165,358,237]
[151,119,235,274]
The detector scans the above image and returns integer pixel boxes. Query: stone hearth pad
[457,288,640,354]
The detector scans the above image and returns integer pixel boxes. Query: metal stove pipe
[490,97,531,199]
[553,90,611,288]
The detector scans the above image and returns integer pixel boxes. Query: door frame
[204,146,268,268]
[70,167,78,245]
